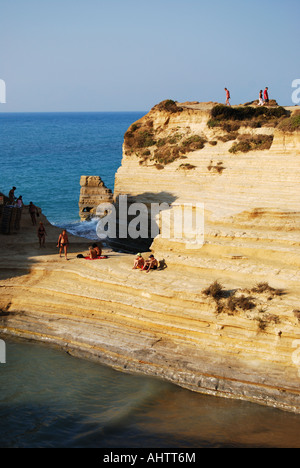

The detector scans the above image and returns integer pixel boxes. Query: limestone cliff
[114,101,300,265]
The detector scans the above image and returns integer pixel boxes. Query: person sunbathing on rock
[89,246,98,259]
[142,254,158,272]
[133,253,144,269]
[92,242,102,257]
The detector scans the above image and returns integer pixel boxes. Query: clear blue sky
[0,0,299,112]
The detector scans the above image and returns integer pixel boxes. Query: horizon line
[0,109,147,114]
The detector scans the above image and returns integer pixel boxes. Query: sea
[1,112,300,449]
[0,112,143,239]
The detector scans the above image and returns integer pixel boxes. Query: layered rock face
[79,175,113,220]
[114,101,300,264]
[106,100,300,411]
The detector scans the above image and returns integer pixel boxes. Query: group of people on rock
[7,186,46,246]
[7,186,40,226]
[132,253,158,273]
[56,234,160,274]
[7,186,24,208]
[224,86,270,106]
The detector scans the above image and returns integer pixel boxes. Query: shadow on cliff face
[105,191,178,253]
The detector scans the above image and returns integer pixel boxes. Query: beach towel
[84,255,108,260]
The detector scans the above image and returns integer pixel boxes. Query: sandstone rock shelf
[0,212,300,413]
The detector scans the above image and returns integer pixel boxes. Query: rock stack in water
[79,176,113,221]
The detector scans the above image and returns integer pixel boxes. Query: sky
[0,0,299,112]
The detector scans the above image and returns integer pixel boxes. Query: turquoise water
[0,112,144,232]
[1,338,300,448]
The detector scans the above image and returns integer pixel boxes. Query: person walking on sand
[225,88,231,106]
[263,87,269,105]
[258,89,264,106]
[37,221,47,248]
[57,229,69,259]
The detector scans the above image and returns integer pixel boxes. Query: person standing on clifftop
[258,90,264,106]
[263,87,269,105]
[225,88,231,106]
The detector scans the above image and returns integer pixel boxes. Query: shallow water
[0,338,300,448]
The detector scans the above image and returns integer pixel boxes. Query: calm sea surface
[0,112,145,237]
[1,113,300,448]
[1,338,300,448]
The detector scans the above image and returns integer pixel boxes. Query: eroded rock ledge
[79,175,113,220]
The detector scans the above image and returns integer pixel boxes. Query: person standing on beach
[263,87,269,105]
[37,221,47,248]
[225,88,231,106]
[57,229,69,259]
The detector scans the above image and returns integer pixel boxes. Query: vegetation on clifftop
[277,110,300,132]
[208,104,288,131]
[123,100,296,166]
[124,101,206,165]
[154,99,183,113]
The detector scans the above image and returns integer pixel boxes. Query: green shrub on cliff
[153,134,206,165]
[229,134,274,153]
[155,99,183,113]
[124,128,156,150]
[211,104,287,121]
[180,135,206,152]
[209,104,288,132]
[277,110,300,132]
